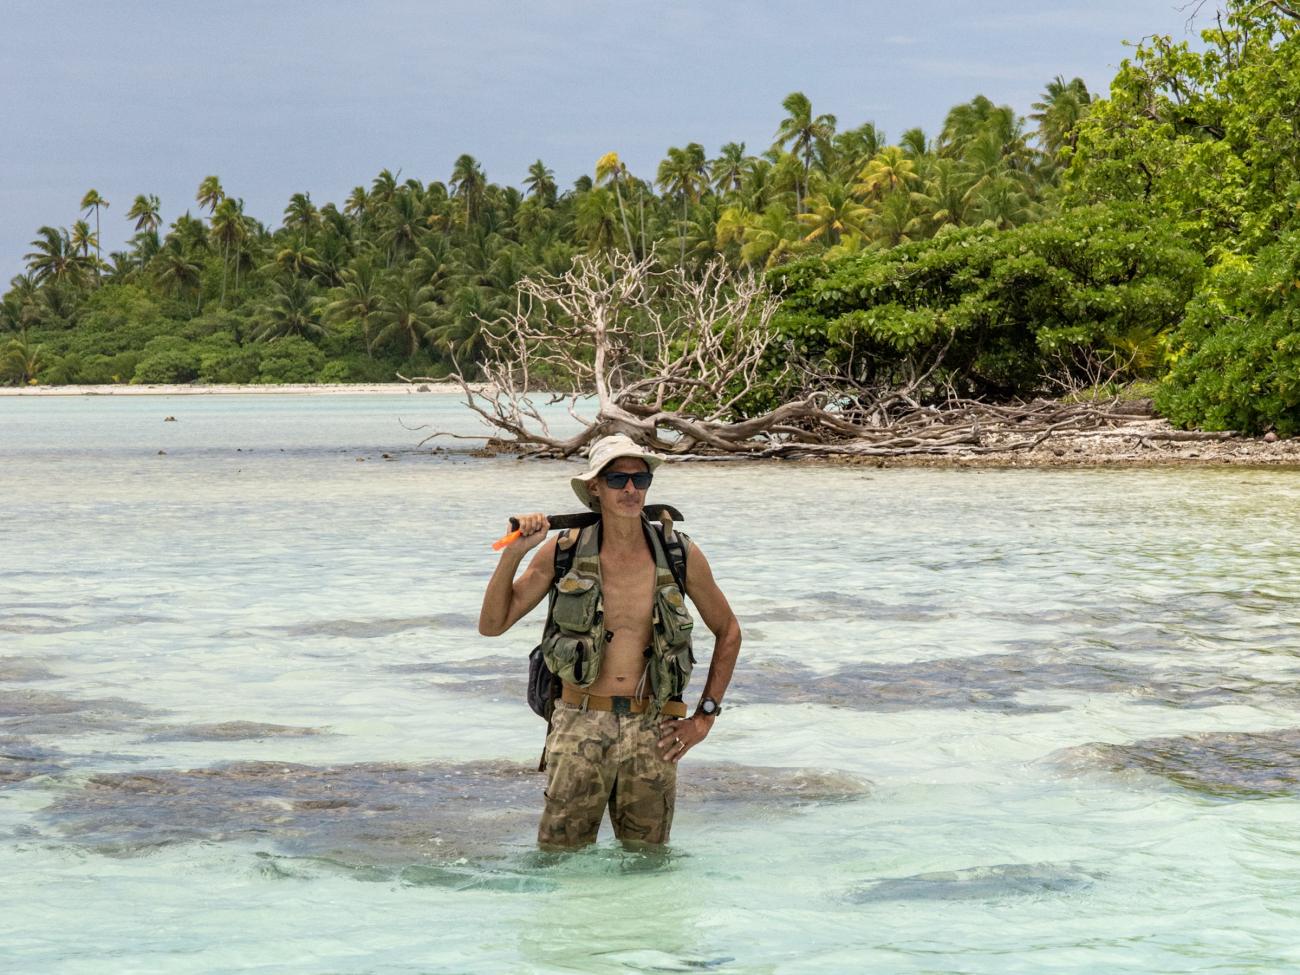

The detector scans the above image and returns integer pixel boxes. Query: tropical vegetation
[1,76,1073,390]
[3,0,1297,435]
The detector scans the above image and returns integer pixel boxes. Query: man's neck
[600,511,646,554]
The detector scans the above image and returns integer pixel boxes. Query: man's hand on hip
[657,714,714,764]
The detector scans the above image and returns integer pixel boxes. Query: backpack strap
[553,527,580,582]
[541,528,581,636]
[654,524,690,595]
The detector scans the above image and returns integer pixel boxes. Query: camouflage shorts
[538,700,677,847]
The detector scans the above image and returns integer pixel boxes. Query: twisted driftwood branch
[410,254,1236,460]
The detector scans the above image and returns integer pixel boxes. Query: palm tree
[574,187,620,256]
[266,242,322,278]
[210,197,246,306]
[196,176,225,215]
[595,152,637,255]
[827,124,884,180]
[771,91,837,212]
[714,203,754,267]
[855,146,919,201]
[70,220,96,259]
[344,185,370,221]
[252,277,326,342]
[514,196,552,237]
[167,213,210,254]
[2,335,44,385]
[941,97,1033,174]
[798,179,871,245]
[312,231,352,288]
[656,143,709,264]
[1,274,42,336]
[372,274,438,358]
[1031,76,1092,158]
[24,227,90,286]
[228,212,264,293]
[283,192,319,243]
[967,172,1036,229]
[449,154,487,227]
[128,229,162,269]
[939,96,998,156]
[429,283,501,366]
[127,194,162,233]
[740,204,804,269]
[323,260,385,356]
[871,190,922,247]
[768,151,806,212]
[79,189,109,283]
[679,196,725,266]
[910,158,975,233]
[379,190,426,265]
[370,168,399,206]
[523,160,557,204]
[957,128,1038,225]
[151,246,203,309]
[738,157,777,210]
[710,142,749,195]
[899,128,930,158]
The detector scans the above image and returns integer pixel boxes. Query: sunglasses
[602,471,653,490]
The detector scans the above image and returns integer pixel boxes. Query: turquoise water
[3,393,1300,973]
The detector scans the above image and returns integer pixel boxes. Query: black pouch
[527,643,562,719]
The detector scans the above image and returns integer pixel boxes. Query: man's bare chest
[599,552,655,630]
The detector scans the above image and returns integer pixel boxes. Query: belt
[560,685,688,718]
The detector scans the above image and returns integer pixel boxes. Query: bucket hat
[570,434,663,511]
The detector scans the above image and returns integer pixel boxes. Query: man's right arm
[478,516,557,636]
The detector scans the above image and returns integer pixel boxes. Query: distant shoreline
[4,383,1296,468]
[0,382,467,397]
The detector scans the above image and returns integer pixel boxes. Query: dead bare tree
[419,252,811,457]
[409,253,1235,460]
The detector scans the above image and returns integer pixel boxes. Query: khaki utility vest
[541,518,695,719]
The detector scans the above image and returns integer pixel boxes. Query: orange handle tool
[491,529,522,551]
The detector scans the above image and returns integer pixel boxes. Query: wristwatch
[698,697,722,717]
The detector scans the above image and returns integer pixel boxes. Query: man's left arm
[657,542,741,762]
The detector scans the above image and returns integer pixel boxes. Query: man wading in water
[478,435,742,847]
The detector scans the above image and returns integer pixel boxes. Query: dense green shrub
[1156,235,1300,435]
[767,204,1203,400]
[79,352,142,384]
[256,336,323,383]
[184,308,252,343]
[1066,3,1300,255]
[132,335,201,384]
[195,332,260,383]
[74,285,173,356]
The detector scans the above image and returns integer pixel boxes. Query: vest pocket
[655,584,694,646]
[552,574,599,634]
[542,635,594,687]
[671,643,694,696]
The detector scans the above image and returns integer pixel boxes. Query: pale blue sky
[1,1,1203,279]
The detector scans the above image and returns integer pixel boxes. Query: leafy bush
[1065,3,1300,254]
[195,332,260,383]
[256,336,323,383]
[132,335,201,384]
[767,204,1203,399]
[1156,234,1300,435]
[74,285,173,356]
[184,308,252,343]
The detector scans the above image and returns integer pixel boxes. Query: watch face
[701,698,718,715]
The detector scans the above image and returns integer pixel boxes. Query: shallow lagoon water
[3,393,1300,973]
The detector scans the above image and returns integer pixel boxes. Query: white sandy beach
[0,382,467,397]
